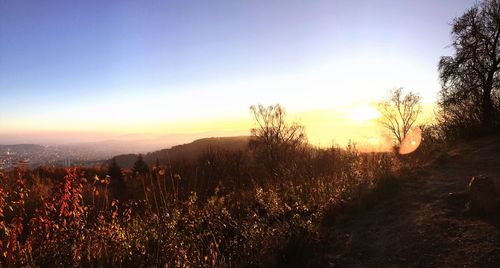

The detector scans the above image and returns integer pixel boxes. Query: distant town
[0,144,113,170]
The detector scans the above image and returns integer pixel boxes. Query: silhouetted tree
[438,0,500,130]
[378,88,422,145]
[249,104,306,178]
[108,158,126,200]
[133,154,149,176]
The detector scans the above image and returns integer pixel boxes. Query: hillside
[112,136,250,168]
[314,136,500,267]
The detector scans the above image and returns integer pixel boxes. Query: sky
[0,0,474,148]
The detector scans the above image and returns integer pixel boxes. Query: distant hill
[112,136,250,168]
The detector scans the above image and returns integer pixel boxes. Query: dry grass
[0,146,396,267]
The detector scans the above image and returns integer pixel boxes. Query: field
[0,141,398,267]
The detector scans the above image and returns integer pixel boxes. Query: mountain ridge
[112,136,251,168]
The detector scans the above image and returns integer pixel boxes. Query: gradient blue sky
[0,0,474,145]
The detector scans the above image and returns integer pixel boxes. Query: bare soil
[317,136,500,267]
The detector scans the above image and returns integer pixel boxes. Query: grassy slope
[113,136,250,168]
[315,136,500,267]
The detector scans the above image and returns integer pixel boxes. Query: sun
[348,104,381,122]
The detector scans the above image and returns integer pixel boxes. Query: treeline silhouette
[437,0,500,139]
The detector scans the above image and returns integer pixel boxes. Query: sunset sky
[0,0,473,148]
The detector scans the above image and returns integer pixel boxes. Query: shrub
[0,142,398,267]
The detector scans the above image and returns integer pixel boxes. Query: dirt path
[318,137,500,267]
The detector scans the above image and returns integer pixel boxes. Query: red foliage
[28,169,88,265]
[0,170,29,265]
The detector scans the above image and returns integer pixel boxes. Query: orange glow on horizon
[347,104,381,122]
[1,102,435,152]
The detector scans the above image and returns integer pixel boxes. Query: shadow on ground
[311,136,500,267]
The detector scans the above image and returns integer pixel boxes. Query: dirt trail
[319,137,500,267]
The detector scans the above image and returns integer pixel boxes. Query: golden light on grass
[399,127,422,155]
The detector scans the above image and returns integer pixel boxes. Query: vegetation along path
[316,137,500,267]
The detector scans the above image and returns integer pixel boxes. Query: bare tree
[249,104,306,178]
[378,88,422,145]
[438,0,500,129]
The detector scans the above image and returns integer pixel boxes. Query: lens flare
[399,127,422,155]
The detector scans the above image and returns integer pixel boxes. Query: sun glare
[367,137,380,144]
[348,104,381,122]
